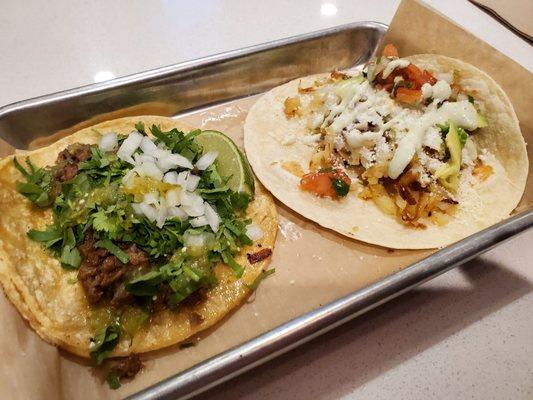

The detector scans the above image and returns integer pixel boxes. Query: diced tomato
[300,169,351,198]
[395,87,422,105]
[422,69,437,85]
[372,50,437,103]
[382,44,399,58]
[381,83,394,91]
[401,64,437,89]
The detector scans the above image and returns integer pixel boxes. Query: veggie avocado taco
[244,44,528,249]
[0,116,277,387]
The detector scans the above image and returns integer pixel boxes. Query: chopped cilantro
[27,227,62,248]
[14,157,55,207]
[67,277,78,285]
[221,251,244,278]
[134,121,146,135]
[457,127,469,147]
[105,371,121,390]
[437,123,449,135]
[331,178,350,197]
[90,323,121,365]
[95,239,129,263]
[16,123,254,324]
[244,268,275,290]
[59,227,82,269]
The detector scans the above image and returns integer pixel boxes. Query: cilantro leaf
[90,323,121,365]
[244,268,276,290]
[14,157,55,207]
[331,178,350,197]
[126,270,164,296]
[95,239,129,263]
[105,371,121,390]
[221,251,244,278]
[457,127,469,147]
[135,121,146,135]
[437,123,450,135]
[60,227,81,268]
[27,227,63,248]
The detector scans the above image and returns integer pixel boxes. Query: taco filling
[12,122,272,387]
[282,44,493,228]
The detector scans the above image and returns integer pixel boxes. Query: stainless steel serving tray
[0,22,531,400]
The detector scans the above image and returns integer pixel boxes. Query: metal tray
[0,21,531,400]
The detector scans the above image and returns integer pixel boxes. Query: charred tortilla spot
[108,354,143,380]
[247,248,272,264]
[189,312,204,326]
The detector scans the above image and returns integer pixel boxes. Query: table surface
[1,1,532,399]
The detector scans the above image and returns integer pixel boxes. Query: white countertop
[1,1,532,399]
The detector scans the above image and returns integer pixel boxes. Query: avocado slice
[435,121,463,193]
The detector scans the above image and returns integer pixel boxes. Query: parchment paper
[0,0,531,398]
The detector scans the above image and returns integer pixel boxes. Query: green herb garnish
[16,124,256,360]
[90,323,121,365]
[95,239,129,263]
[105,371,121,390]
[331,178,350,197]
[244,268,276,290]
[14,157,55,207]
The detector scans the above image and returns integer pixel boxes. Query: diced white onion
[117,131,143,164]
[182,204,205,217]
[154,150,172,171]
[155,205,167,228]
[143,192,159,205]
[190,216,208,227]
[157,152,194,171]
[166,188,181,207]
[131,203,143,216]
[204,202,220,233]
[133,153,156,165]
[167,206,188,221]
[195,151,218,170]
[180,190,203,208]
[246,224,263,241]
[177,171,189,187]
[139,203,157,222]
[99,132,118,152]
[163,171,179,184]
[140,136,158,155]
[186,174,201,192]
[135,161,163,181]
[122,169,136,186]
[153,148,169,158]
[183,231,205,247]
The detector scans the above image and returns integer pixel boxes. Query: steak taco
[244,44,528,249]
[0,116,277,386]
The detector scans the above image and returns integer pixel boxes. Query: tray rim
[0,21,387,113]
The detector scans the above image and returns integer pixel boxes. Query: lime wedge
[194,130,255,196]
